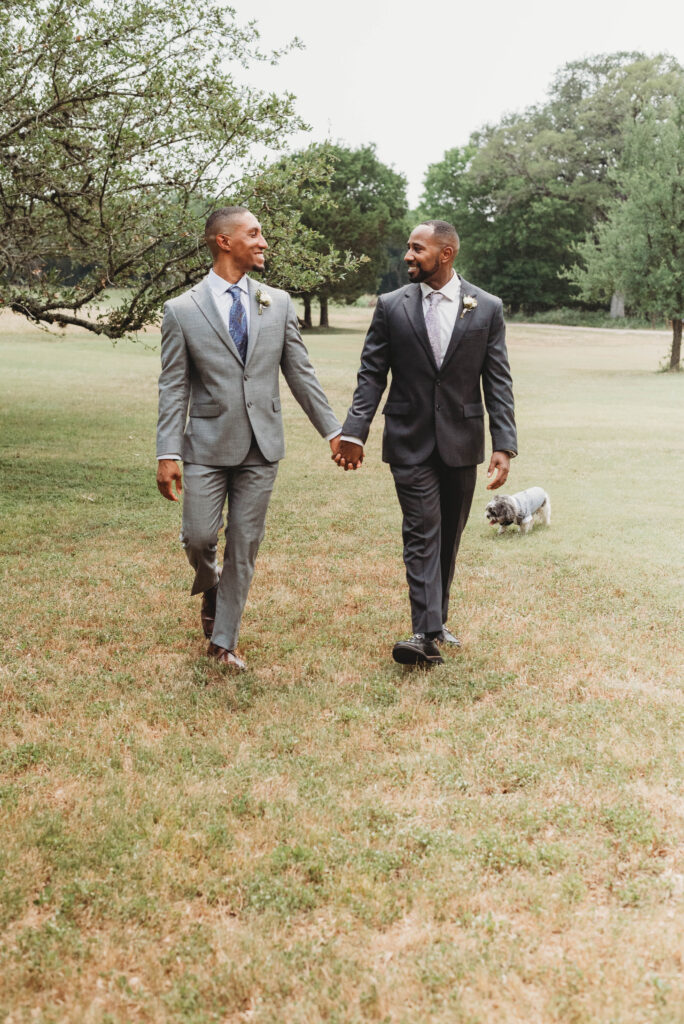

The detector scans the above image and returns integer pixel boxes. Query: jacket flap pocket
[272,397,281,412]
[383,401,411,415]
[190,402,220,417]
[464,402,485,418]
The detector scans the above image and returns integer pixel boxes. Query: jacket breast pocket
[190,402,221,417]
[383,401,411,416]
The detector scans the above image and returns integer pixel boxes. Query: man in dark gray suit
[335,220,517,666]
[157,207,341,670]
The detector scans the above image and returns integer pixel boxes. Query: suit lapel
[245,277,262,369]
[440,275,471,372]
[190,276,242,363]
[402,284,439,370]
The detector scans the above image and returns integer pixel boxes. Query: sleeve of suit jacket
[279,298,342,437]
[482,300,517,455]
[340,298,390,443]
[156,303,190,458]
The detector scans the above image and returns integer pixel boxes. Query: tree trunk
[610,292,625,318]
[670,318,682,371]
[302,294,312,329]
[319,294,329,328]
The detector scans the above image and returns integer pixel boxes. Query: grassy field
[0,307,682,1023]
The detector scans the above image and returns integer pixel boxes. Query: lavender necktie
[424,291,444,367]
[228,285,248,363]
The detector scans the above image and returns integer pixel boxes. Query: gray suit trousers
[390,455,476,635]
[181,445,278,651]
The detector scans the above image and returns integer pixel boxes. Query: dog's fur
[485,487,551,535]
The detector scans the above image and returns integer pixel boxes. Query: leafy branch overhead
[0,0,360,337]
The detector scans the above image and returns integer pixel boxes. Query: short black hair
[204,206,250,256]
[418,219,459,253]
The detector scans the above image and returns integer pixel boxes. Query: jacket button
[247,401,252,408]
[436,380,441,386]
[436,404,441,410]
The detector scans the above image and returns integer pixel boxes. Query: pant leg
[438,463,477,624]
[180,463,228,596]
[390,460,444,635]
[211,462,278,651]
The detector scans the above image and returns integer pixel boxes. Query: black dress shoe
[392,633,444,667]
[201,583,218,639]
[435,624,461,648]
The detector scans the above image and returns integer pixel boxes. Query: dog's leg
[520,520,532,535]
[497,525,506,535]
[543,496,551,525]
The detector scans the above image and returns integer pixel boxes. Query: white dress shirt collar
[207,268,249,295]
[420,270,460,303]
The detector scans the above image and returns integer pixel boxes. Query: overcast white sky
[233,0,684,206]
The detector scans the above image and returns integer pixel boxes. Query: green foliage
[0,0,358,337]
[296,143,409,303]
[420,53,684,312]
[567,95,684,368]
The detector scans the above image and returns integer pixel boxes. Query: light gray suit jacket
[157,274,341,465]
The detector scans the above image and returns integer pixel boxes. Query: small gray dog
[485,486,551,535]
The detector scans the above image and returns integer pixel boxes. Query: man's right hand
[333,440,364,471]
[157,459,183,501]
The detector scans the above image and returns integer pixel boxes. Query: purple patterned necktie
[424,291,444,367]
[228,285,248,363]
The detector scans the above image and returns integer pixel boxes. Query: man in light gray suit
[156,207,341,670]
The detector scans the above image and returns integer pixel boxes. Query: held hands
[486,451,510,490]
[157,459,183,501]
[330,436,364,471]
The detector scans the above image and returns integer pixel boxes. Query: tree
[567,97,684,370]
[296,143,408,327]
[419,53,683,312]
[0,0,357,337]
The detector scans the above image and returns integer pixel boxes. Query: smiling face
[216,211,268,275]
[404,223,456,288]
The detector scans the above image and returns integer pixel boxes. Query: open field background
[1,307,682,1023]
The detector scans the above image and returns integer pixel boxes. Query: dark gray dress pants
[390,453,477,635]
[180,439,278,651]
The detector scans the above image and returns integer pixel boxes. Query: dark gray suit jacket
[342,277,517,466]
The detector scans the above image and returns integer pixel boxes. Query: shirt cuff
[340,435,364,447]
[325,429,342,442]
[157,454,181,461]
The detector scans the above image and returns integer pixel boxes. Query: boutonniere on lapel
[460,295,478,319]
[255,288,271,316]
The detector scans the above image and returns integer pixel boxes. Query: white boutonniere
[460,295,478,319]
[255,288,271,316]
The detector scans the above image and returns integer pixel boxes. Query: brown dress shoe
[201,583,219,639]
[207,642,246,672]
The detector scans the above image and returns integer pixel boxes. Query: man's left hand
[334,439,364,470]
[486,451,510,490]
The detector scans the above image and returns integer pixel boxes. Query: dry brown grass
[0,307,682,1023]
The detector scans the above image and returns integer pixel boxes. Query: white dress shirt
[420,270,461,361]
[207,268,250,330]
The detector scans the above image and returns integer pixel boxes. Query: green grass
[0,308,683,1023]
[506,306,668,331]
